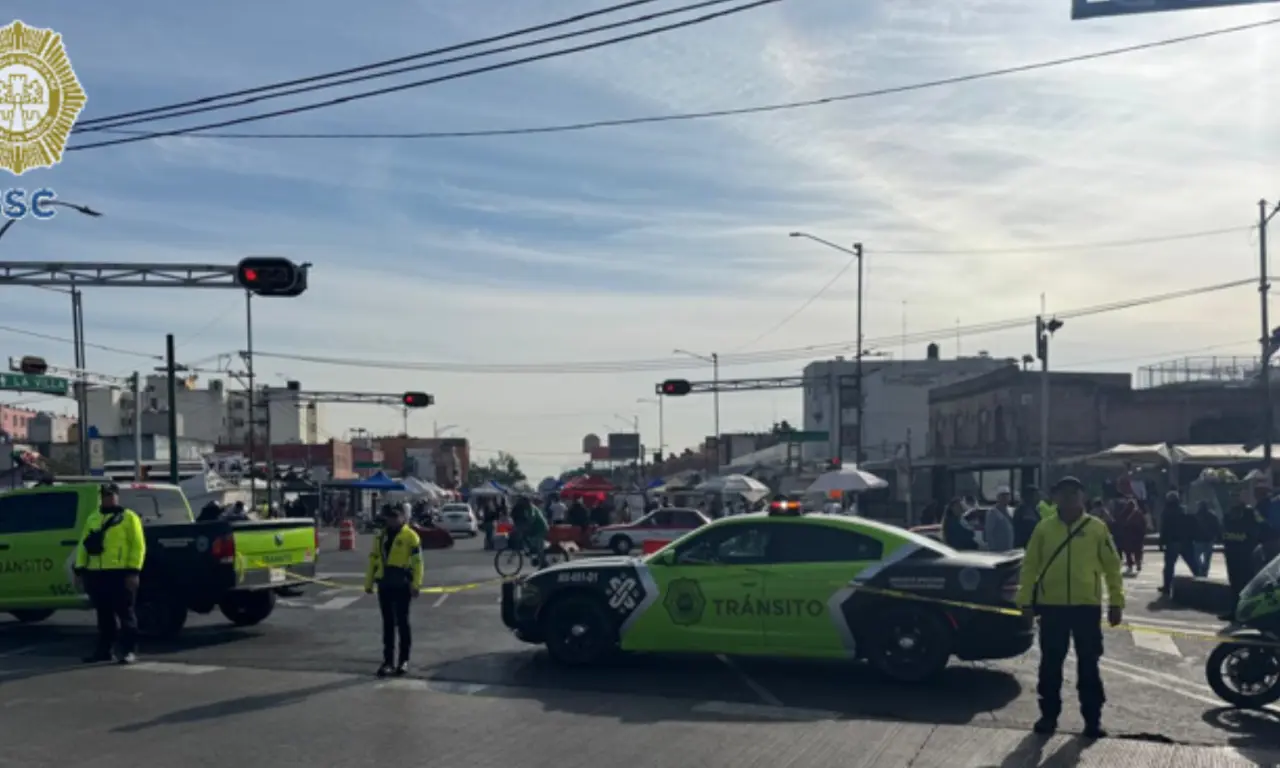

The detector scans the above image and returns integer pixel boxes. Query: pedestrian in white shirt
[984,486,1016,552]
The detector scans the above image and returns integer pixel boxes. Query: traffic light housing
[236,257,308,297]
[402,391,434,408]
[17,356,47,375]
[828,457,842,471]
[658,379,692,396]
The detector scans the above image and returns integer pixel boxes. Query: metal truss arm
[0,261,305,289]
[656,376,811,395]
[268,391,409,407]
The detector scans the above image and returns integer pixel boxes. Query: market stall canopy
[469,479,509,497]
[1058,443,1171,468]
[537,476,561,493]
[1168,444,1269,465]
[561,474,615,492]
[695,474,770,501]
[805,465,888,494]
[342,471,405,492]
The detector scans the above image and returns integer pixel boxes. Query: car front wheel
[542,595,617,666]
[610,536,633,556]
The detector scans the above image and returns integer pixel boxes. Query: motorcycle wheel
[1205,642,1280,709]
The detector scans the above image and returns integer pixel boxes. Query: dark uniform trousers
[86,571,139,655]
[1036,605,1105,721]
[377,587,412,665]
[1224,544,1259,600]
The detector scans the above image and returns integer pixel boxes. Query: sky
[1,0,1277,478]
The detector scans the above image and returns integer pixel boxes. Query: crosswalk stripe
[1131,629,1183,656]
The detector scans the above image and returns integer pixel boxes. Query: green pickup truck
[0,481,318,637]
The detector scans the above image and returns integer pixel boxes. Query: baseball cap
[99,482,120,496]
[1050,476,1085,493]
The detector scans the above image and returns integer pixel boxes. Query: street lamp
[1,200,105,474]
[1035,315,1064,487]
[1258,199,1280,477]
[637,397,664,461]
[789,232,864,463]
[673,348,719,452]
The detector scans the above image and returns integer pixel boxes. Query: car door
[627,523,773,654]
[760,522,885,658]
[0,489,87,608]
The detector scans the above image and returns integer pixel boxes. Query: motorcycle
[1205,553,1280,708]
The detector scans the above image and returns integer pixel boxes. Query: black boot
[1032,716,1057,735]
[376,662,394,678]
[395,660,409,676]
[1082,721,1107,739]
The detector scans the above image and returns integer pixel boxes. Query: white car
[438,504,479,537]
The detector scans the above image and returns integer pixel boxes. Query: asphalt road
[2,533,1278,763]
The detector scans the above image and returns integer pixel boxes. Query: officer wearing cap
[1015,475,1124,739]
[74,482,146,664]
[364,503,423,677]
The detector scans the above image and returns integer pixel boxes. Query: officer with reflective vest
[74,482,146,665]
[1222,490,1266,618]
[364,503,424,677]
[1016,476,1124,740]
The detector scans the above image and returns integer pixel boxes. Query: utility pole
[165,334,179,484]
[1259,199,1279,477]
[263,386,273,509]
[712,352,720,456]
[70,286,89,473]
[245,291,256,507]
[853,242,864,465]
[130,372,142,481]
[1036,311,1063,488]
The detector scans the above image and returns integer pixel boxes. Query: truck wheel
[866,606,952,683]
[610,536,633,556]
[9,609,55,624]
[219,591,277,627]
[137,594,188,639]
[541,595,617,666]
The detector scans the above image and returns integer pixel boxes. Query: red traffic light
[402,391,434,408]
[18,356,48,375]
[236,257,307,297]
[242,268,259,283]
[658,379,692,396]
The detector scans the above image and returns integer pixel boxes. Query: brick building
[372,436,469,489]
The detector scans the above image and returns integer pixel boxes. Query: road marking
[1130,629,1182,656]
[317,588,345,599]
[428,680,488,695]
[1127,615,1223,631]
[432,594,449,608]
[692,701,841,721]
[129,662,222,675]
[1094,658,1222,707]
[315,595,363,610]
[0,644,41,659]
[716,654,783,707]
[317,572,366,579]
[377,679,430,691]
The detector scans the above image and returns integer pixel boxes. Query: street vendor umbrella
[806,465,888,494]
[695,474,770,501]
[469,480,509,497]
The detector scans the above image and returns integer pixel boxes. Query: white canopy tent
[805,465,889,495]
[695,474,771,502]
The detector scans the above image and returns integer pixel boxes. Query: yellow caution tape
[284,571,507,595]
[850,583,1280,649]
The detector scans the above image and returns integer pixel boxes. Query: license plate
[269,567,286,584]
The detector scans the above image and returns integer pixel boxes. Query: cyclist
[511,497,549,568]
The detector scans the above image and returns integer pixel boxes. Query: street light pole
[1259,199,1279,476]
[673,349,720,463]
[853,242,864,465]
[638,397,664,461]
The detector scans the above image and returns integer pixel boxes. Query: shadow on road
[1201,706,1280,764]
[111,676,366,733]
[424,649,1023,726]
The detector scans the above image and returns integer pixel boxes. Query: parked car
[438,503,479,537]
[589,507,709,555]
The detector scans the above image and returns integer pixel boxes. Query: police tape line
[285,571,507,595]
[850,584,1280,649]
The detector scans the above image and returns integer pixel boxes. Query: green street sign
[354,461,381,469]
[0,372,68,396]
[781,430,828,443]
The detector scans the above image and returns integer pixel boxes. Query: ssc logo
[0,20,87,175]
[958,568,981,591]
[663,578,705,626]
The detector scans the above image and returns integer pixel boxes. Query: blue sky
[2,0,1278,477]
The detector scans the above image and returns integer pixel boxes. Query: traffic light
[658,379,692,396]
[828,457,842,471]
[236,257,308,297]
[402,391,434,408]
[17,356,47,375]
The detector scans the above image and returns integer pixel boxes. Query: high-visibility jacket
[75,508,146,573]
[1037,501,1057,521]
[1016,513,1124,609]
[365,525,423,591]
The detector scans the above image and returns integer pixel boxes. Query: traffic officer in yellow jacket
[74,482,146,665]
[364,503,424,677]
[1016,476,1124,739]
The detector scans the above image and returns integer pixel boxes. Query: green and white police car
[501,509,1031,682]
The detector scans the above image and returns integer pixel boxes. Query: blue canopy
[345,471,405,491]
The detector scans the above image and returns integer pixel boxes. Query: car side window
[675,525,771,566]
[652,511,675,527]
[770,524,884,564]
[673,511,702,528]
[118,489,190,525]
[0,492,80,534]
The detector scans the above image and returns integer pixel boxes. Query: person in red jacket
[1114,498,1147,575]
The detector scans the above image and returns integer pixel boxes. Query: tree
[771,420,795,435]
[467,451,526,487]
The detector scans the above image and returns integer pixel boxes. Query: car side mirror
[651,550,674,566]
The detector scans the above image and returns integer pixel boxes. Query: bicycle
[494,535,570,578]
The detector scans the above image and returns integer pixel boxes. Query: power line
[251,277,1255,374]
[78,0,752,134]
[73,0,673,130]
[96,16,1280,143]
[869,225,1253,256]
[0,324,162,360]
[67,0,783,152]
[734,249,859,351]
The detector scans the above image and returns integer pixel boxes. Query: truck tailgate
[229,518,317,588]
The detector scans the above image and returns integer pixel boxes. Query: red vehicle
[411,521,455,550]
[588,507,709,555]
